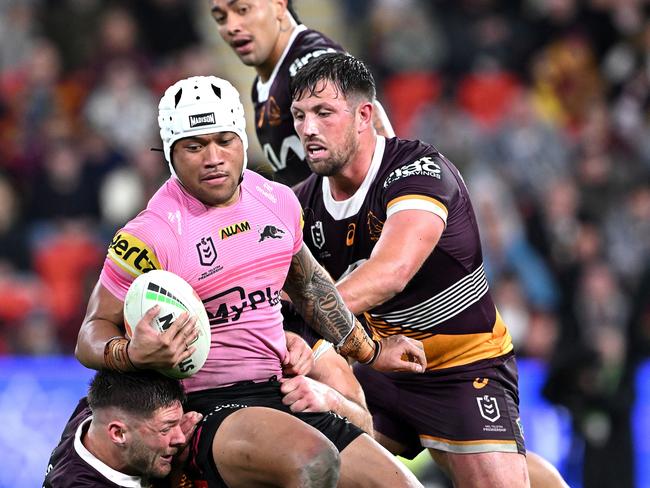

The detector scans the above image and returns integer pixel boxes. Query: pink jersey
[100,170,303,392]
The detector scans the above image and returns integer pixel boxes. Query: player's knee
[296,439,340,487]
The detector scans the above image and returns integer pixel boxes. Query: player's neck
[328,133,377,201]
[83,424,127,474]
[257,17,298,82]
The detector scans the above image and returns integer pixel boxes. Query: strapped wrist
[104,336,138,372]
[335,320,375,363]
[360,339,382,366]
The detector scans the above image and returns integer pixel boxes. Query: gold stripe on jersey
[386,194,448,220]
[365,309,513,371]
[420,434,519,454]
[107,231,160,277]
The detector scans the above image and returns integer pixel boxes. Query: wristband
[336,320,375,363]
[361,339,382,366]
[104,336,137,372]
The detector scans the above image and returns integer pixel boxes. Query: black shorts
[185,377,363,488]
[354,352,526,459]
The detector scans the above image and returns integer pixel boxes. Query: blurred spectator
[0,2,38,73]
[0,173,30,272]
[129,0,201,58]
[26,140,100,223]
[468,169,559,311]
[485,89,571,203]
[529,35,605,136]
[39,0,104,72]
[32,221,104,350]
[605,182,650,288]
[83,58,157,154]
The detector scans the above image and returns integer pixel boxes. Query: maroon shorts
[353,352,525,459]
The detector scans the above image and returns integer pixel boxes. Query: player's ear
[272,0,287,21]
[357,101,374,132]
[108,421,128,447]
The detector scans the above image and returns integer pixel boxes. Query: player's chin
[154,456,174,476]
[306,158,335,177]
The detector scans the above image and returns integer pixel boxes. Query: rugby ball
[123,270,211,379]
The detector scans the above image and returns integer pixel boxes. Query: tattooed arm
[283,244,426,372]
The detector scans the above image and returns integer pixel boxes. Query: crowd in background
[0,0,648,486]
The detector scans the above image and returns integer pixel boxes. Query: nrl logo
[476,395,500,422]
[311,221,325,249]
[189,112,216,128]
[196,236,217,266]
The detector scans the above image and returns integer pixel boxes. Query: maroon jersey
[295,136,513,371]
[253,26,343,186]
[43,399,153,488]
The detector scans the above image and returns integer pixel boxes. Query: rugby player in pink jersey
[75,75,425,488]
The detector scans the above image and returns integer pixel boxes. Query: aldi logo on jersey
[196,236,217,266]
[476,395,501,422]
[189,112,216,128]
[220,221,251,239]
[383,156,442,188]
[311,221,325,249]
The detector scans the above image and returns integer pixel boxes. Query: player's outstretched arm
[337,209,444,315]
[284,244,425,372]
[76,280,198,371]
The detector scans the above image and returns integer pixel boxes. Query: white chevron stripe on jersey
[368,264,489,331]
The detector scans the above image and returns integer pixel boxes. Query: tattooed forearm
[284,244,355,344]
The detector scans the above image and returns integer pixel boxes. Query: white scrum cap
[158,76,248,176]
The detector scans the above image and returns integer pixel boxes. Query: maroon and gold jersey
[252,26,343,186]
[43,399,152,488]
[295,136,513,371]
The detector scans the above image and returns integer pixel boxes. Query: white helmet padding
[158,76,248,176]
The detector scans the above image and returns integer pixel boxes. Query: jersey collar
[322,136,386,220]
[256,24,308,103]
[74,417,151,488]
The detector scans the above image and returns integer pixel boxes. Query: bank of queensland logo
[311,221,325,249]
[383,156,442,188]
[189,112,216,128]
[476,395,501,422]
[196,236,217,266]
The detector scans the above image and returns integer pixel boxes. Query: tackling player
[75,75,424,488]
[290,52,568,488]
[208,0,394,186]
[43,370,201,488]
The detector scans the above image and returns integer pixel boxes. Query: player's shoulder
[124,178,187,232]
[378,137,456,188]
[382,137,439,168]
[294,28,344,53]
[287,28,345,78]
[242,169,300,208]
[293,173,321,204]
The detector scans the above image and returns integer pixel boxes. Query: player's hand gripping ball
[123,270,211,379]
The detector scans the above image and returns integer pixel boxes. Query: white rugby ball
[123,270,211,379]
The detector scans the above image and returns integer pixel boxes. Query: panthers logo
[259,225,285,242]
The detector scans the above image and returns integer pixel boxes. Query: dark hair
[287,0,300,24]
[290,52,376,105]
[87,370,186,418]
